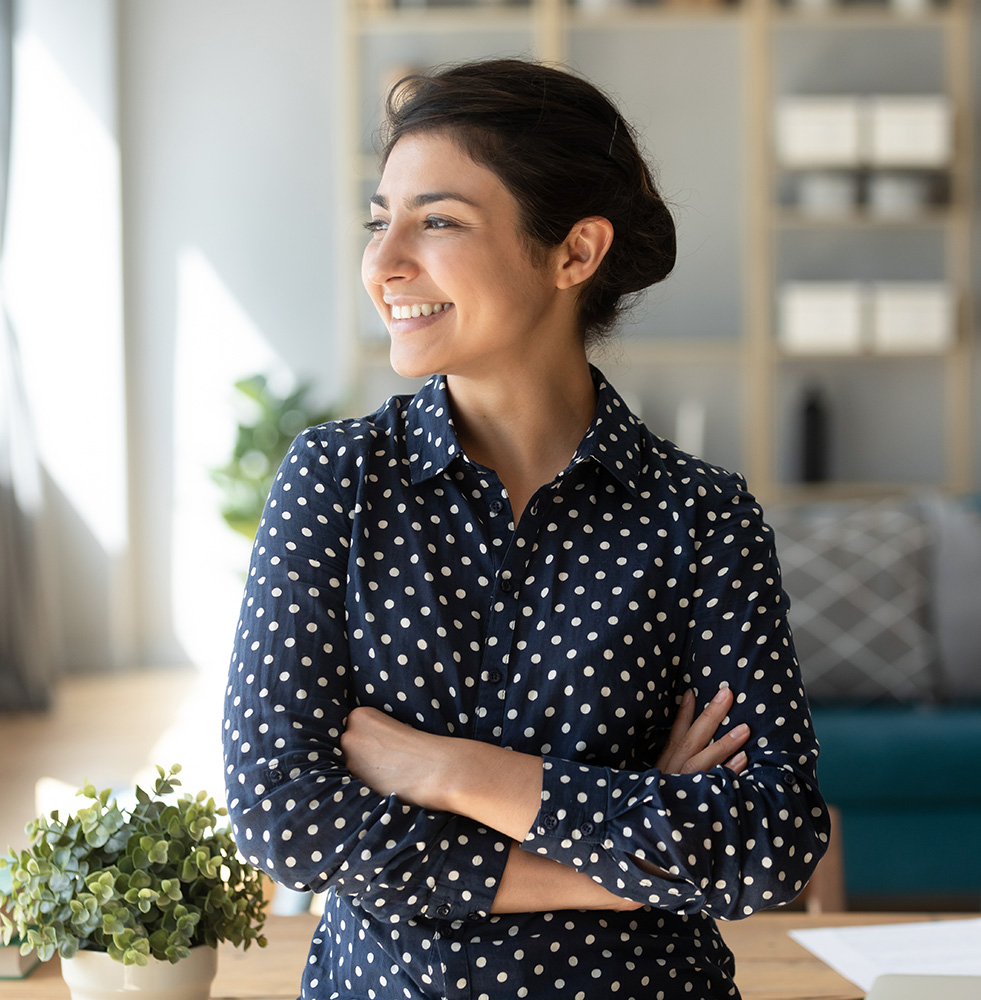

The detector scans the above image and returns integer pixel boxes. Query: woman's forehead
[376,132,508,204]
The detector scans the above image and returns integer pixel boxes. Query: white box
[779,283,866,354]
[866,96,953,167]
[870,283,955,353]
[775,97,864,168]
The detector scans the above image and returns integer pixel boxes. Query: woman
[223,59,829,1000]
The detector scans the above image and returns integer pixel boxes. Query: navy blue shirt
[223,369,828,1000]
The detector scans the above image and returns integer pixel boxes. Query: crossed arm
[341,686,750,913]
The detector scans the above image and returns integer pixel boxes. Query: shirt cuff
[522,755,609,860]
[520,756,706,912]
[421,822,511,922]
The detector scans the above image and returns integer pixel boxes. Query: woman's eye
[363,218,387,234]
[424,216,455,230]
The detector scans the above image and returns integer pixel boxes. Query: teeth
[391,303,451,320]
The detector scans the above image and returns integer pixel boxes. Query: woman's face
[361,131,568,381]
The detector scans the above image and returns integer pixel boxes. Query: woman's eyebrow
[369,191,479,210]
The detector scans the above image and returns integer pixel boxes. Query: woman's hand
[341,706,452,810]
[657,687,750,775]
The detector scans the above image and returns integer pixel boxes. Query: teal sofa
[768,493,981,908]
[810,705,981,904]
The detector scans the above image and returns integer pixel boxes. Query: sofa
[766,492,981,908]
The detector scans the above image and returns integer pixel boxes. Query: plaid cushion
[767,500,939,704]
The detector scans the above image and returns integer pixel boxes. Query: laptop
[865,974,981,999]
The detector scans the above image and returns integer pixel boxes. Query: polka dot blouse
[223,368,830,1000]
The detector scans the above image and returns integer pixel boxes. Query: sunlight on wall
[3,27,126,555]
[173,246,293,672]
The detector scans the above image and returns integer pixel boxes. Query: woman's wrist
[439,740,544,842]
[418,731,467,813]
[492,842,643,914]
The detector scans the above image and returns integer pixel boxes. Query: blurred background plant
[211,375,337,540]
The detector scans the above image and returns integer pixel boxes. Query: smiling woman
[222,58,830,1000]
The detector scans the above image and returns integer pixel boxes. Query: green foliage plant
[211,374,337,540]
[0,765,267,966]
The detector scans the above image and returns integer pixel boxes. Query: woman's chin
[389,345,435,381]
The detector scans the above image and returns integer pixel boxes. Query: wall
[118,0,344,669]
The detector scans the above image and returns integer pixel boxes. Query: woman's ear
[555,216,614,290]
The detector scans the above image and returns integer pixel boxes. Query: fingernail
[729,752,748,771]
[712,687,730,704]
[730,723,750,740]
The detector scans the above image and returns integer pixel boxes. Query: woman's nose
[363,228,418,287]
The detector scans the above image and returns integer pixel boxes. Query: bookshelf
[340,0,974,502]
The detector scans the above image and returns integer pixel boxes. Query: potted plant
[0,764,267,1000]
[211,374,338,540]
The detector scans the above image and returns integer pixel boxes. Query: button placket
[471,475,520,742]
[486,494,551,743]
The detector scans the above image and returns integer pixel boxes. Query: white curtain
[0,0,54,711]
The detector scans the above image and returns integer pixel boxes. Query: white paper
[789,919,981,992]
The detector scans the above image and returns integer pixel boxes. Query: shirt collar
[568,367,645,495]
[402,374,462,485]
[404,367,645,495]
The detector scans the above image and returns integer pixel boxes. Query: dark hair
[380,58,676,344]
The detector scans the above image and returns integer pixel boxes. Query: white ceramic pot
[61,947,218,1000]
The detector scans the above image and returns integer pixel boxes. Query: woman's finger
[679,722,751,775]
[658,686,734,773]
[656,689,695,773]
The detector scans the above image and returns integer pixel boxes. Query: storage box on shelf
[778,281,956,356]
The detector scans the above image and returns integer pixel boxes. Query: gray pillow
[767,499,939,704]
[921,493,981,701]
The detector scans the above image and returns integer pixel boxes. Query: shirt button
[467,911,483,922]
[435,902,452,918]
[487,669,503,684]
[543,813,559,831]
[580,821,595,837]
[500,577,513,593]
[489,499,504,514]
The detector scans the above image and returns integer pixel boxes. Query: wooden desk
[0,912,967,1000]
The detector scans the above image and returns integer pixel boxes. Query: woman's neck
[446,355,597,520]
